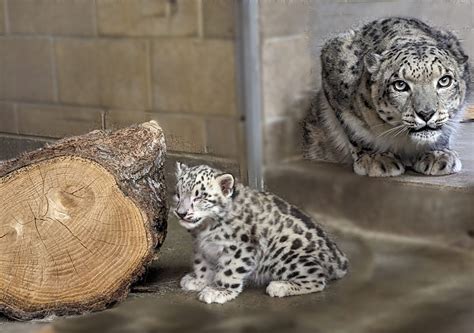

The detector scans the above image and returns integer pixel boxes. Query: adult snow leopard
[174,163,348,304]
[304,17,470,177]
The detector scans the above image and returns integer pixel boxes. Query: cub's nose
[416,109,435,122]
[175,210,187,219]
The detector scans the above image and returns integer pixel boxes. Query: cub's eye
[393,80,409,92]
[437,75,452,88]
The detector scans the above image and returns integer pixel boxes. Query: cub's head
[366,39,469,144]
[173,163,235,230]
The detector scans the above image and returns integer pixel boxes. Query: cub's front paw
[266,281,292,298]
[198,286,238,304]
[353,152,405,177]
[413,149,462,175]
[180,273,207,292]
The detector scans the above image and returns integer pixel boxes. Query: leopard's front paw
[198,286,238,304]
[353,152,405,177]
[413,149,462,175]
[180,273,208,292]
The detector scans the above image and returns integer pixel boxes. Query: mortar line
[3,0,10,34]
[197,0,204,39]
[49,37,59,102]
[91,0,99,37]
[145,39,153,110]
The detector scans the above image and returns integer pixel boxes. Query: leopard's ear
[438,29,469,65]
[176,162,189,178]
[215,173,234,198]
[457,54,469,64]
[364,53,382,74]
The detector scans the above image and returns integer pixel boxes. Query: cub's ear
[364,53,382,74]
[176,162,189,178]
[215,173,235,198]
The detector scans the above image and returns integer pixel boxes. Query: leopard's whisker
[377,125,405,138]
[393,127,408,138]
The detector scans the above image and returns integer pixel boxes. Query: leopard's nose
[175,210,187,219]
[416,109,435,122]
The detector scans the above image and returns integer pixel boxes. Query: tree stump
[0,121,168,320]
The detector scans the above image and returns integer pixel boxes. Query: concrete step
[265,124,474,251]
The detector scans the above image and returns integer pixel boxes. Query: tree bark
[0,121,168,320]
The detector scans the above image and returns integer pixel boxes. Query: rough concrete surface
[1,214,473,333]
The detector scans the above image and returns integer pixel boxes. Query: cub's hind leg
[266,263,327,298]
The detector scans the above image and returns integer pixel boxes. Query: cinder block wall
[261,0,474,164]
[2,1,472,177]
[259,0,312,164]
[0,0,243,176]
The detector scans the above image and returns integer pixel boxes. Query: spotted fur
[304,17,469,177]
[174,163,348,304]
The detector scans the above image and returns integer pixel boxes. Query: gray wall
[309,0,474,98]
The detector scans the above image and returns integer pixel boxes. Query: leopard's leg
[180,252,213,292]
[198,248,255,304]
[266,262,327,298]
[413,149,462,175]
[353,150,405,177]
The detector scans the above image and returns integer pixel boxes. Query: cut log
[0,121,168,320]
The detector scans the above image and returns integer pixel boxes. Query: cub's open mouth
[173,211,201,224]
[181,217,202,224]
[178,217,204,229]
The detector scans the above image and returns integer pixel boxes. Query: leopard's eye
[437,75,452,88]
[393,80,409,92]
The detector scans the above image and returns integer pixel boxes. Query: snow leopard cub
[174,163,348,304]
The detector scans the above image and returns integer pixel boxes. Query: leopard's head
[174,163,235,230]
[366,40,469,144]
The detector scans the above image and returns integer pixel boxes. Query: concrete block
[97,0,198,37]
[152,39,236,115]
[55,38,150,109]
[0,37,54,102]
[16,103,103,138]
[8,0,96,36]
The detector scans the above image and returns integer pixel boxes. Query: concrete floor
[2,214,473,333]
[0,124,473,332]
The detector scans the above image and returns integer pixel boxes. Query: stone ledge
[266,160,474,251]
[266,123,474,251]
